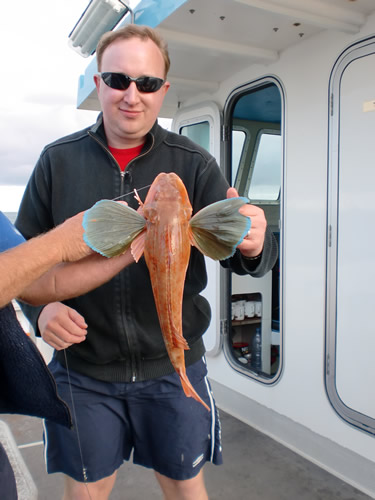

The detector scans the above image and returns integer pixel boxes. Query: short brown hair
[96,24,170,78]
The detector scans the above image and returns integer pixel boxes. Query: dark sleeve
[15,154,54,239]
[221,226,278,277]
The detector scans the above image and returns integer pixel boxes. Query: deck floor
[1,409,372,500]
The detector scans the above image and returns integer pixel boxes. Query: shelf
[232,318,261,326]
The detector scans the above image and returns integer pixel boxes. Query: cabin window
[248,132,281,201]
[224,79,283,383]
[326,38,375,434]
[232,129,246,185]
[180,121,210,152]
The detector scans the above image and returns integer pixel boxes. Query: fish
[83,172,251,411]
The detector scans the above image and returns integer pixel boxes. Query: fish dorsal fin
[83,200,146,258]
[189,197,251,260]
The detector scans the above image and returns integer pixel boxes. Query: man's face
[94,37,170,148]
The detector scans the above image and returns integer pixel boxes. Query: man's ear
[162,81,170,96]
[93,73,101,93]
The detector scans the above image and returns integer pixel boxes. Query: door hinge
[220,318,228,337]
[221,125,230,142]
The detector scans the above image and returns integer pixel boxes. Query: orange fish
[83,172,250,410]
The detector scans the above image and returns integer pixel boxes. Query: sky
[0,0,144,212]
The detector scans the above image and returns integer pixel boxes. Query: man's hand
[51,211,92,263]
[38,302,88,350]
[54,201,131,262]
[227,187,267,258]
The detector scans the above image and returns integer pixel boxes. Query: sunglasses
[98,72,165,93]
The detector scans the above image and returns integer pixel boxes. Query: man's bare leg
[62,471,117,500]
[154,468,209,500]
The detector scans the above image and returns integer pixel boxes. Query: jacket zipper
[88,131,155,176]
[88,131,125,189]
[88,131,155,199]
[87,130,155,382]
[127,134,155,169]
[122,139,154,383]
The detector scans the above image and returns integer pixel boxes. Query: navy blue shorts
[43,358,223,482]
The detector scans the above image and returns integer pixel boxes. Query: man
[0,210,132,499]
[16,25,278,500]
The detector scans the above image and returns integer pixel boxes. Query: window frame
[222,76,285,384]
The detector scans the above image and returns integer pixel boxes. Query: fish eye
[143,206,158,221]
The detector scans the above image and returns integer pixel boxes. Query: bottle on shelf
[251,327,262,371]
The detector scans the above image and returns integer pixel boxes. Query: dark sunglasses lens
[136,77,164,93]
[101,73,130,90]
[101,73,164,92]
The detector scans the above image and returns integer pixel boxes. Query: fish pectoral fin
[189,197,251,260]
[130,231,146,262]
[83,200,146,258]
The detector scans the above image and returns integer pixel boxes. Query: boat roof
[76,0,375,117]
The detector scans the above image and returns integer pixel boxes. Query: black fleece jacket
[16,115,278,383]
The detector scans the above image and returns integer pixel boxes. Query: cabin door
[327,37,375,434]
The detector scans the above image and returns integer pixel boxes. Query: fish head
[143,173,193,222]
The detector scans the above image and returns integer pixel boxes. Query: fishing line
[63,349,93,500]
[58,181,151,498]
[111,183,151,201]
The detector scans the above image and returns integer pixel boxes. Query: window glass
[232,130,246,185]
[180,121,210,152]
[248,133,281,201]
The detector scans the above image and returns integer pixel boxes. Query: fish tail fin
[179,371,211,412]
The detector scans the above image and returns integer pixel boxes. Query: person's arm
[18,250,134,306]
[0,212,90,308]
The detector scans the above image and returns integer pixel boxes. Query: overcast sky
[0,0,142,211]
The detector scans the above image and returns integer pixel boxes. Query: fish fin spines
[189,197,251,260]
[83,200,146,258]
[131,231,146,262]
[134,188,144,208]
[172,329,189,350]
